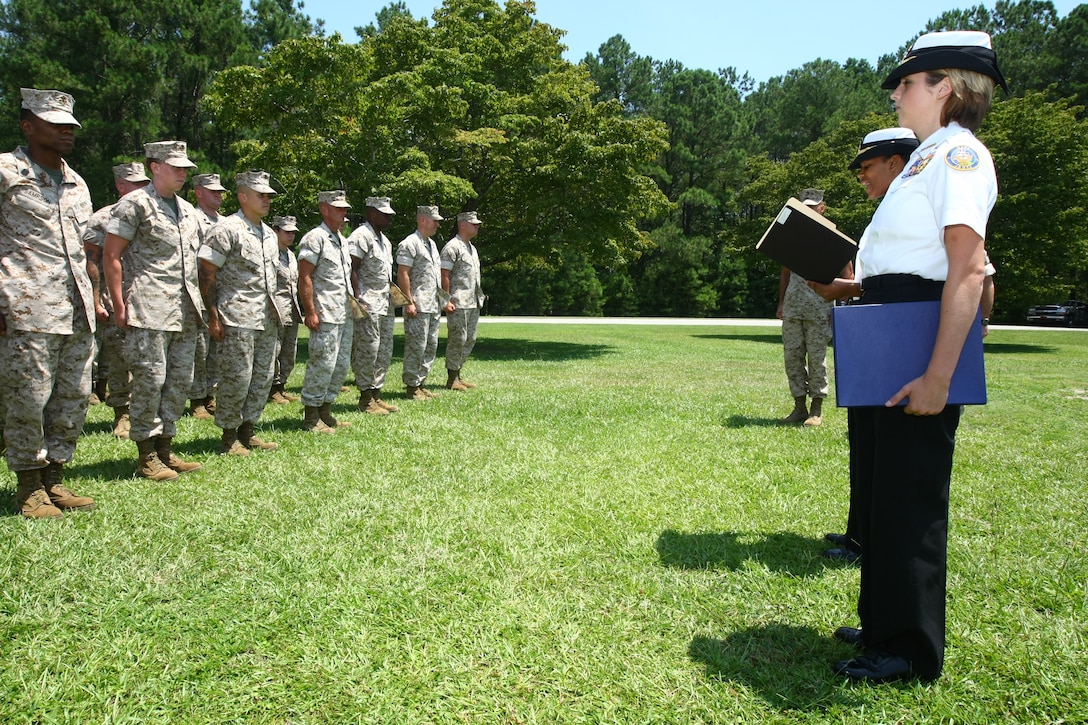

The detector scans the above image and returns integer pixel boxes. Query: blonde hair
[926,68,995,131]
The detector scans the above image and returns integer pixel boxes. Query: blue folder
[831,300,987,407]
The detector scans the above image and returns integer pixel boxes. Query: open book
[756,198,858,283]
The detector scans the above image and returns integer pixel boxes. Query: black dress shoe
[822,547,861,563]
[824,532,849,546]
[833,626,863,648]
[833,651,912,683]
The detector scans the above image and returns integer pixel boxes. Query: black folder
[831,300,987,407]
[756,198,858,284]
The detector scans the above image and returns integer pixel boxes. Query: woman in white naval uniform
[830,30,1005,684]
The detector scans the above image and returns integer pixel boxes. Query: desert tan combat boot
[15,469,62,519]
[42,462,96,511]
[157,435,202,472]
[446,370,469,391]
[779,396,809,425]
[405,386,429,402]
[268,384,291,405]
[804,398,824,427]
[303,406,336,434]
[219,429,250,456]
[189,398,213,420]
[456,370,477,388]
[112,405,131,439]
[319,402,350,427]
[371,390,398,412]
[357,389,390,416]
[238,421,278,450]
[135,438,179,481]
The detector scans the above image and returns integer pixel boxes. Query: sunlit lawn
[2,321,1086,723]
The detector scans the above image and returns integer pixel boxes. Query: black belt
[860,274,944,304]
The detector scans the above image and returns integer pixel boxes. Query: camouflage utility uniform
[84,202,132,412]
[349,221,396,392]
[199,210,282,430]
[0,146,95,472]
[107,183,205,442]
[298,222,353,407]
[189,206,220,408]
[398,230,442,388]
[272,244,302,390]
[781,271,833,400]
[440,233,484,373]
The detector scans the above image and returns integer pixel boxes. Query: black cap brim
[882,46,1008,92]
[849,138,922,169]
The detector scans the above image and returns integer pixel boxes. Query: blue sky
[299,0,1080,85]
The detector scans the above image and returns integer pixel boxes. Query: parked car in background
[1026,300,1088,327]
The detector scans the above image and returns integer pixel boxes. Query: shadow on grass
[689,627,864,710]
[468,338,615,362]
[656,530,838,577]
[722,414,783,428]
[983,342,1058,354]
[692,333,781,345]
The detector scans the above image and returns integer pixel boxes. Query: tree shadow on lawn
[468,337,615,362]
[692,333,781,345]
[295,336,613,364]
[656,530,846,578]
[982,342,1058,354]
[689,626,866,711]
[722,414,784,428]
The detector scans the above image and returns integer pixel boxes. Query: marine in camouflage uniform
[188,173,225,419]
[104,140,205,480]
[269,215,302,405]
[398,205,448,400]
[775,189,850,427]
[198,171,282,455]
[1,88,97,518]
[83,162,149,439]
[440,211,485,391]
[297,190,354,433]
[349,196,399,415]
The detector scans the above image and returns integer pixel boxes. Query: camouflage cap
[192,173,226,191]
[457,211,483,225]
[318,190,351,208]
[800,188,825,206]
[236,170,276,195]
[366,196,395,214]
[21,88,81,127]
[112,161,150,183]
[272,215,298,231]
[417,205,444,221]
[144,140,197,168]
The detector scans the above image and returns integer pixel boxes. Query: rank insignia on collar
[946,145,981,171]
[902,152,935,178]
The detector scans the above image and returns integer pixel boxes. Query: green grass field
[3,321,1086,723]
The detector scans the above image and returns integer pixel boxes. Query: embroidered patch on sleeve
[946,145,980,171]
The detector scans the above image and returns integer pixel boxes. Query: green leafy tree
[744,58,888,161]
[205,0,669,269]
[979,92,1088,319]
[245,0,323,56]
[924,1,1061,95]
[582,34,654,115]
[0,0,314,205]
[1051,4,1088,109]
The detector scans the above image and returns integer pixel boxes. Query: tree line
[2,0,1086,322]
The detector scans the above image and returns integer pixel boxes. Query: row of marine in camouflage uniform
[2,87,488,518]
